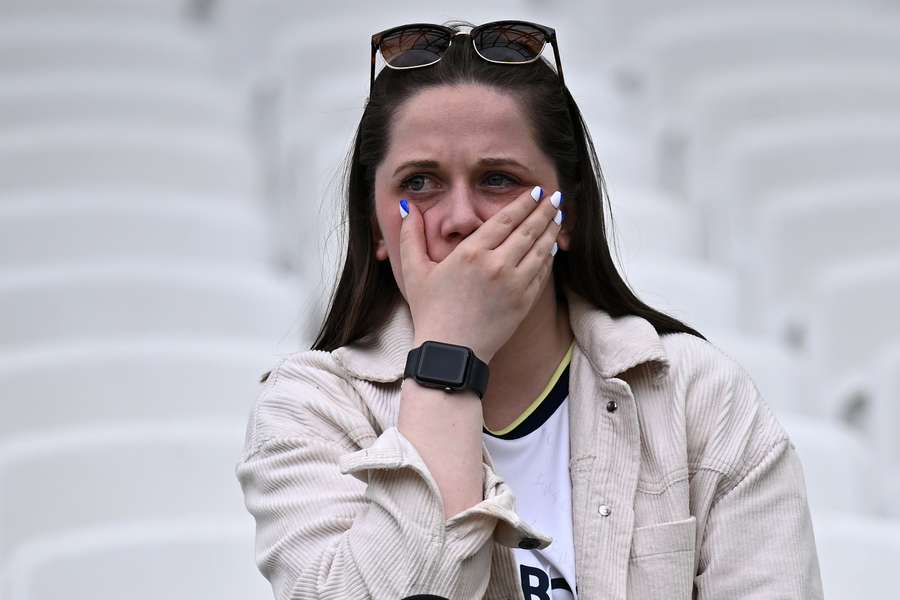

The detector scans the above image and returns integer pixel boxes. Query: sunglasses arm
[369,40,377,96]
[550,35,566,89]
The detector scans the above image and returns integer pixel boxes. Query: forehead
[384,84,541,164]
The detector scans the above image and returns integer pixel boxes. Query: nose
[436,184,483,246]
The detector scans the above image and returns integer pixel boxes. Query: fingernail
[399,198,409,219]
[554,209,563,225]
[550,242,558,256]
[531,185,543,202]
[550,191,562,208]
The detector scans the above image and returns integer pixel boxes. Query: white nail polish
[550,242,558,256]
[550,191,562,208]
[531,185,543,202]
[554,209,562,225]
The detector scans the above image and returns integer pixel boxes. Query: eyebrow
[392,157,529,177]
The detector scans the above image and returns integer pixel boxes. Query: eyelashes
[399,172,520,193]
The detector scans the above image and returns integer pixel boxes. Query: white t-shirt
[482,341,578,600]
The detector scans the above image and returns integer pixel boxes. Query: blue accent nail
[559,192,564,206]
[399,198,409,218]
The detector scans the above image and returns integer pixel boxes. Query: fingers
[495,189,563,269]
[398,198,431,279]
[515,196,563,285]
[460,185,547,252]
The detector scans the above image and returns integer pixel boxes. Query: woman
[235,19,823,600]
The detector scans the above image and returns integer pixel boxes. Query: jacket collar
[332,285,671,384]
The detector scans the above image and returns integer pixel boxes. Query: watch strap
[467,352,489,400]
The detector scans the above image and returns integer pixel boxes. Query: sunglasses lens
[473,23,546,62]
[379,26,451,67]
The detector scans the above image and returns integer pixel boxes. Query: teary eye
[398,172,519,194]
[399,174,433,193]
[485,172,518,187]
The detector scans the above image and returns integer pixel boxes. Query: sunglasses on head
[370,20,565,95]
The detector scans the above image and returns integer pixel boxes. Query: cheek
[385,230,401,262]
[482,204,505,222]
[382,226,408,297]
[375,205,402,259]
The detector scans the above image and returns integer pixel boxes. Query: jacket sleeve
[692,360,825,599]
[234,355,550,600]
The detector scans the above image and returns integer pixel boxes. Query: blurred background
[0,0,898,598]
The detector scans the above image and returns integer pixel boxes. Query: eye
[484,172,519,188]
[398,174,434,193]
[398,172,520,195]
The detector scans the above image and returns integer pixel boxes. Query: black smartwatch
[403,340,490,400]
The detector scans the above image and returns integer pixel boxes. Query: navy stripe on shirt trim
[482,363,569,440]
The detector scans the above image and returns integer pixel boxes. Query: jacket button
[599,504,612,517]
[518,537,541,549]
[606,400,618,413]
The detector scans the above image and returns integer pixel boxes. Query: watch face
[418,342,469,387]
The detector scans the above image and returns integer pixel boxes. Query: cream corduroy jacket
[235,285,824,599]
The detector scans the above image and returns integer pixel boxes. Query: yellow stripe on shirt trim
[484,340,575,436]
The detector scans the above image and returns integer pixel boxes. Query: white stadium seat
[751,179,900,342]
[0,124,258,198]
[778,412,881,514]
[0,423,247,568]
[605,183,704,265]
[214,0,530,81]
[2,517,272,600]
[216,5,396,81]
[0,263,304,352]
[0,72,246,134]
[869,343,900,469]
[280,77,363,215]
[679,63,900,200]
[878,463,900,520]
[701,330,817,418]
[600,0,883,47]
[563,64,637,133]
[702,118,900,269]
[582,122,657,190]
[0,338,281,446]
[807,254,900,419]
[0,0,199,22]
[619,256,741,335]
[0,18,216,77]
[279,130,356,290]
[812,510,900,598]
[0,193,273,270]
[615,9,900,120]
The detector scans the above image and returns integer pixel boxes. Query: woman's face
[372,83,570,297]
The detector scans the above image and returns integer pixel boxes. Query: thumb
[398,198,429,277]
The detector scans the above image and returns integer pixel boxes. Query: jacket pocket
[627,515,696,600]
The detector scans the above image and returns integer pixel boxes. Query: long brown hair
[305,20,705,367]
